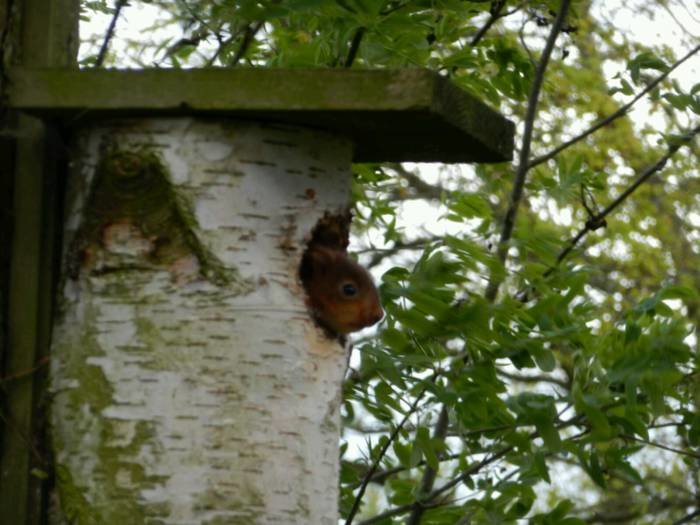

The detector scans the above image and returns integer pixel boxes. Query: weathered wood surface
[8,67,514,162]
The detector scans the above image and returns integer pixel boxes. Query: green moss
[52,143,265,522]
[51,303,168,522]
[197,484,265,524]
[69,146,237,285]
[54,465,99,525]
[54,301,112,414]
[96,420,168,522]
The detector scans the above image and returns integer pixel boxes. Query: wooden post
[0,1,78,523]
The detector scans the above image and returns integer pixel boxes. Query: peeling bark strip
[50,118,352,524]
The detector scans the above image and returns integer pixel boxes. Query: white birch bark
[50,118,352,524]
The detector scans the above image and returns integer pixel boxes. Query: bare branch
[362,237,440,269]
[405,407,449,524]
[230,21,264,66]
[94,0,129,68]
[528,43,700,169]
[359,444,514,525]
[343,27,366,68]
[0,355,49,383]
[344,388,428,525]
[497,368,570,389]
[547,124,700,274]
[518,14,536,67]
[360,408,602,523]
[392,164,446,200]
[622,434,700,460]
[674,509,700,525]
[484,0,572,301]
[659,2,698,38]
[469,1,507,47]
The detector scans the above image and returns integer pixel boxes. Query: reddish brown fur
[300,247,383,335]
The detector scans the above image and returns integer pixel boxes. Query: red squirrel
[300,246,383,335]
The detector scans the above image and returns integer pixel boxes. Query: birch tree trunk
[50,118,352,524]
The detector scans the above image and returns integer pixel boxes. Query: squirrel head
[300,247,383,335]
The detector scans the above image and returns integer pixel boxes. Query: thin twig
[344,388,428,525]
[392,164,446,200]
[0,356,50,383]
[528,43,700,169]
[230,21,264,66]
[343,27,366,68]
[470,1,506,46]
[206,33,236,67]
[485,0,572,300]
[518,15,536,67]
[673,509,700,525]
[497,368,569,389]
[622,433,700,460]
[405,407,449,524]
[379,1,411,17]
[358,444,514,525]
[469,1,507,47]
[94,0,129,68]
[347,452,463,486]
[547,124,700,274]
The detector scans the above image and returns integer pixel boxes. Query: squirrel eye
[342,283,358,297]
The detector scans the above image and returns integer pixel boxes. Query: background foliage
[80,1,700,523]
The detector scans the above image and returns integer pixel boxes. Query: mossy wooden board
[8,68,514,163]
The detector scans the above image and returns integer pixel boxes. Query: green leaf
[415,427,440,470]
[393,440,412,466]
[531,499,586,524]
[339,460,360,485]
[388,478,416,506]
[532,451,551,484]
[508,393,561,451]
[624,321,641,344]
[629,52,668,83]
[688,414,700,446]
[573,384,613,441]
[662,93,693,110]
[446,192,491,221]
[659,284,698,300]
[374,381,402,412]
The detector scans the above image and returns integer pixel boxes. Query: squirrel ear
[305,246,338,267]
[300,246,336,283]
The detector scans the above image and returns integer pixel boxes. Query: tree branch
[230,21,264,66]
[673,509,700,525]
[358,444,515,525]
[485,0,571,299]
[0,356,49,383]
[392,164,447,200]
[622,433,700,460]
[405,406,450,524]
[528,43,700,170]
[362,237,440,269]
[547,124,700,275]
[469,1,507,47]
[343,27,366,68]
[497,368,569,389]
[344,388,428,525]
[94,0,129,68]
